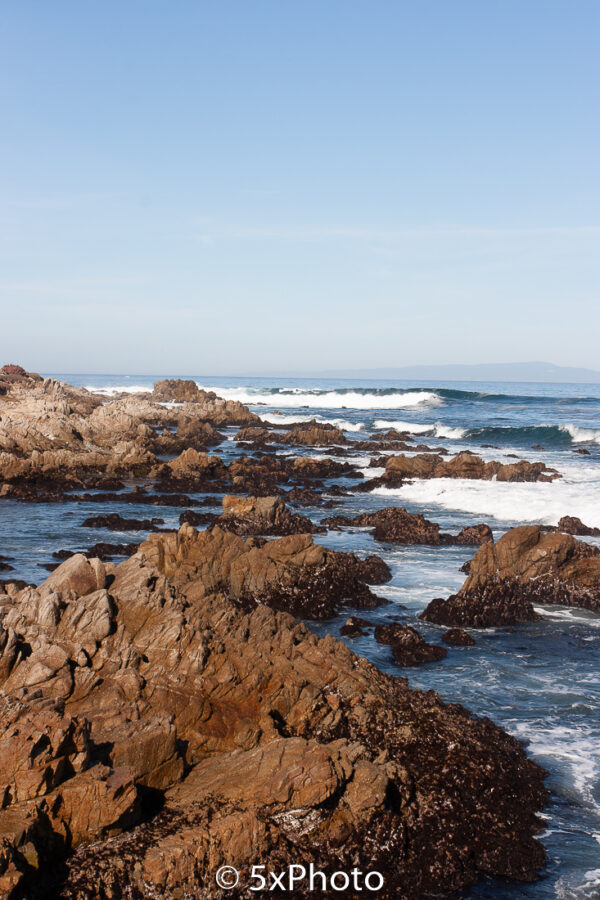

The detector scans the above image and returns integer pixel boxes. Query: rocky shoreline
[2,367,599,898]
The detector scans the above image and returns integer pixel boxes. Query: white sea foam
[196,386,442,410]
[374,419,467,440]
[86,384,149,395]
[259,412,318,425]
[372,464,600,529]
[556,868,600,900]
[561,424,600,444]
[259,412,364,431]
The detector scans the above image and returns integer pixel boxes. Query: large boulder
[421,525,600,626]
[220,494,323,535]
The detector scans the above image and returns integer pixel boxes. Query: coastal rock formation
[323,507,493,546]
[421,525,600,626]
[550,516,600,537]
[281,420,347,446]
[358,452,560,491]
[140,524,388,619]
[152,380,259,426]
[219,494,323,535]
[0,539,547,898]
[0,377,259,499]
[374,623,448,666]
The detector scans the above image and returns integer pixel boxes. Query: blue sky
[1,1,598,374]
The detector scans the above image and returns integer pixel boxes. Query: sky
[1,1,598,375]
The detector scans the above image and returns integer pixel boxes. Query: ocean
[2,374,599,898]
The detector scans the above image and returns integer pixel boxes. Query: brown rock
[554,515,600,537]
[281,420,347,446]
[374,623,448,666]
[340,615,371,636]
[220,494,323,535]
[383,452,560,486]
[41,554,106,597]
[139,525,387,618]
[323,507,493,547]
[442,628,476,646]
[0,536,548,898]
[422,525,600,626]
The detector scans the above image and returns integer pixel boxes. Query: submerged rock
[374,623,448,666]
[442,628,476,646]
[340,615,372,636]
[81,513,167,532]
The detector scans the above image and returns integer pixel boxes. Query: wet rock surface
[374,623,448,666]
[443,628,476,646]
[323,507,493,546]
[80,513,168,532]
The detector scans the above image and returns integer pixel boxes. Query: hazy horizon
[38,360,600,385]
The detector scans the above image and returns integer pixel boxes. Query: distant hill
[314,362,600,383]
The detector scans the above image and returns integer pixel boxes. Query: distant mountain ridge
[311,362,600,383]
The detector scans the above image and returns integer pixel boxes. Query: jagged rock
[374,624,448,666]
[552,516,600,537]
[421,525,600,626]
[153,378,203,402]
[0,378,258,500]
[41,554,106,597]
[281,420,347,446]
[139,525,388,619]
[219,494,323,535]
[0,544,548,898]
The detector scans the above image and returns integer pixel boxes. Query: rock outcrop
[219,494,324,535]
[549,516,600,537]
[0,540,548,898]
[323,507,493,546]
[421,525,600,626]
[0,377,259,500]
[358,452,560,490]
[374,623,448,666]
[140,524,389,619]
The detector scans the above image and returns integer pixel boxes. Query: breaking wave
[196,385,442,410]
[373,467,600,529]
[372,421,600,447]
